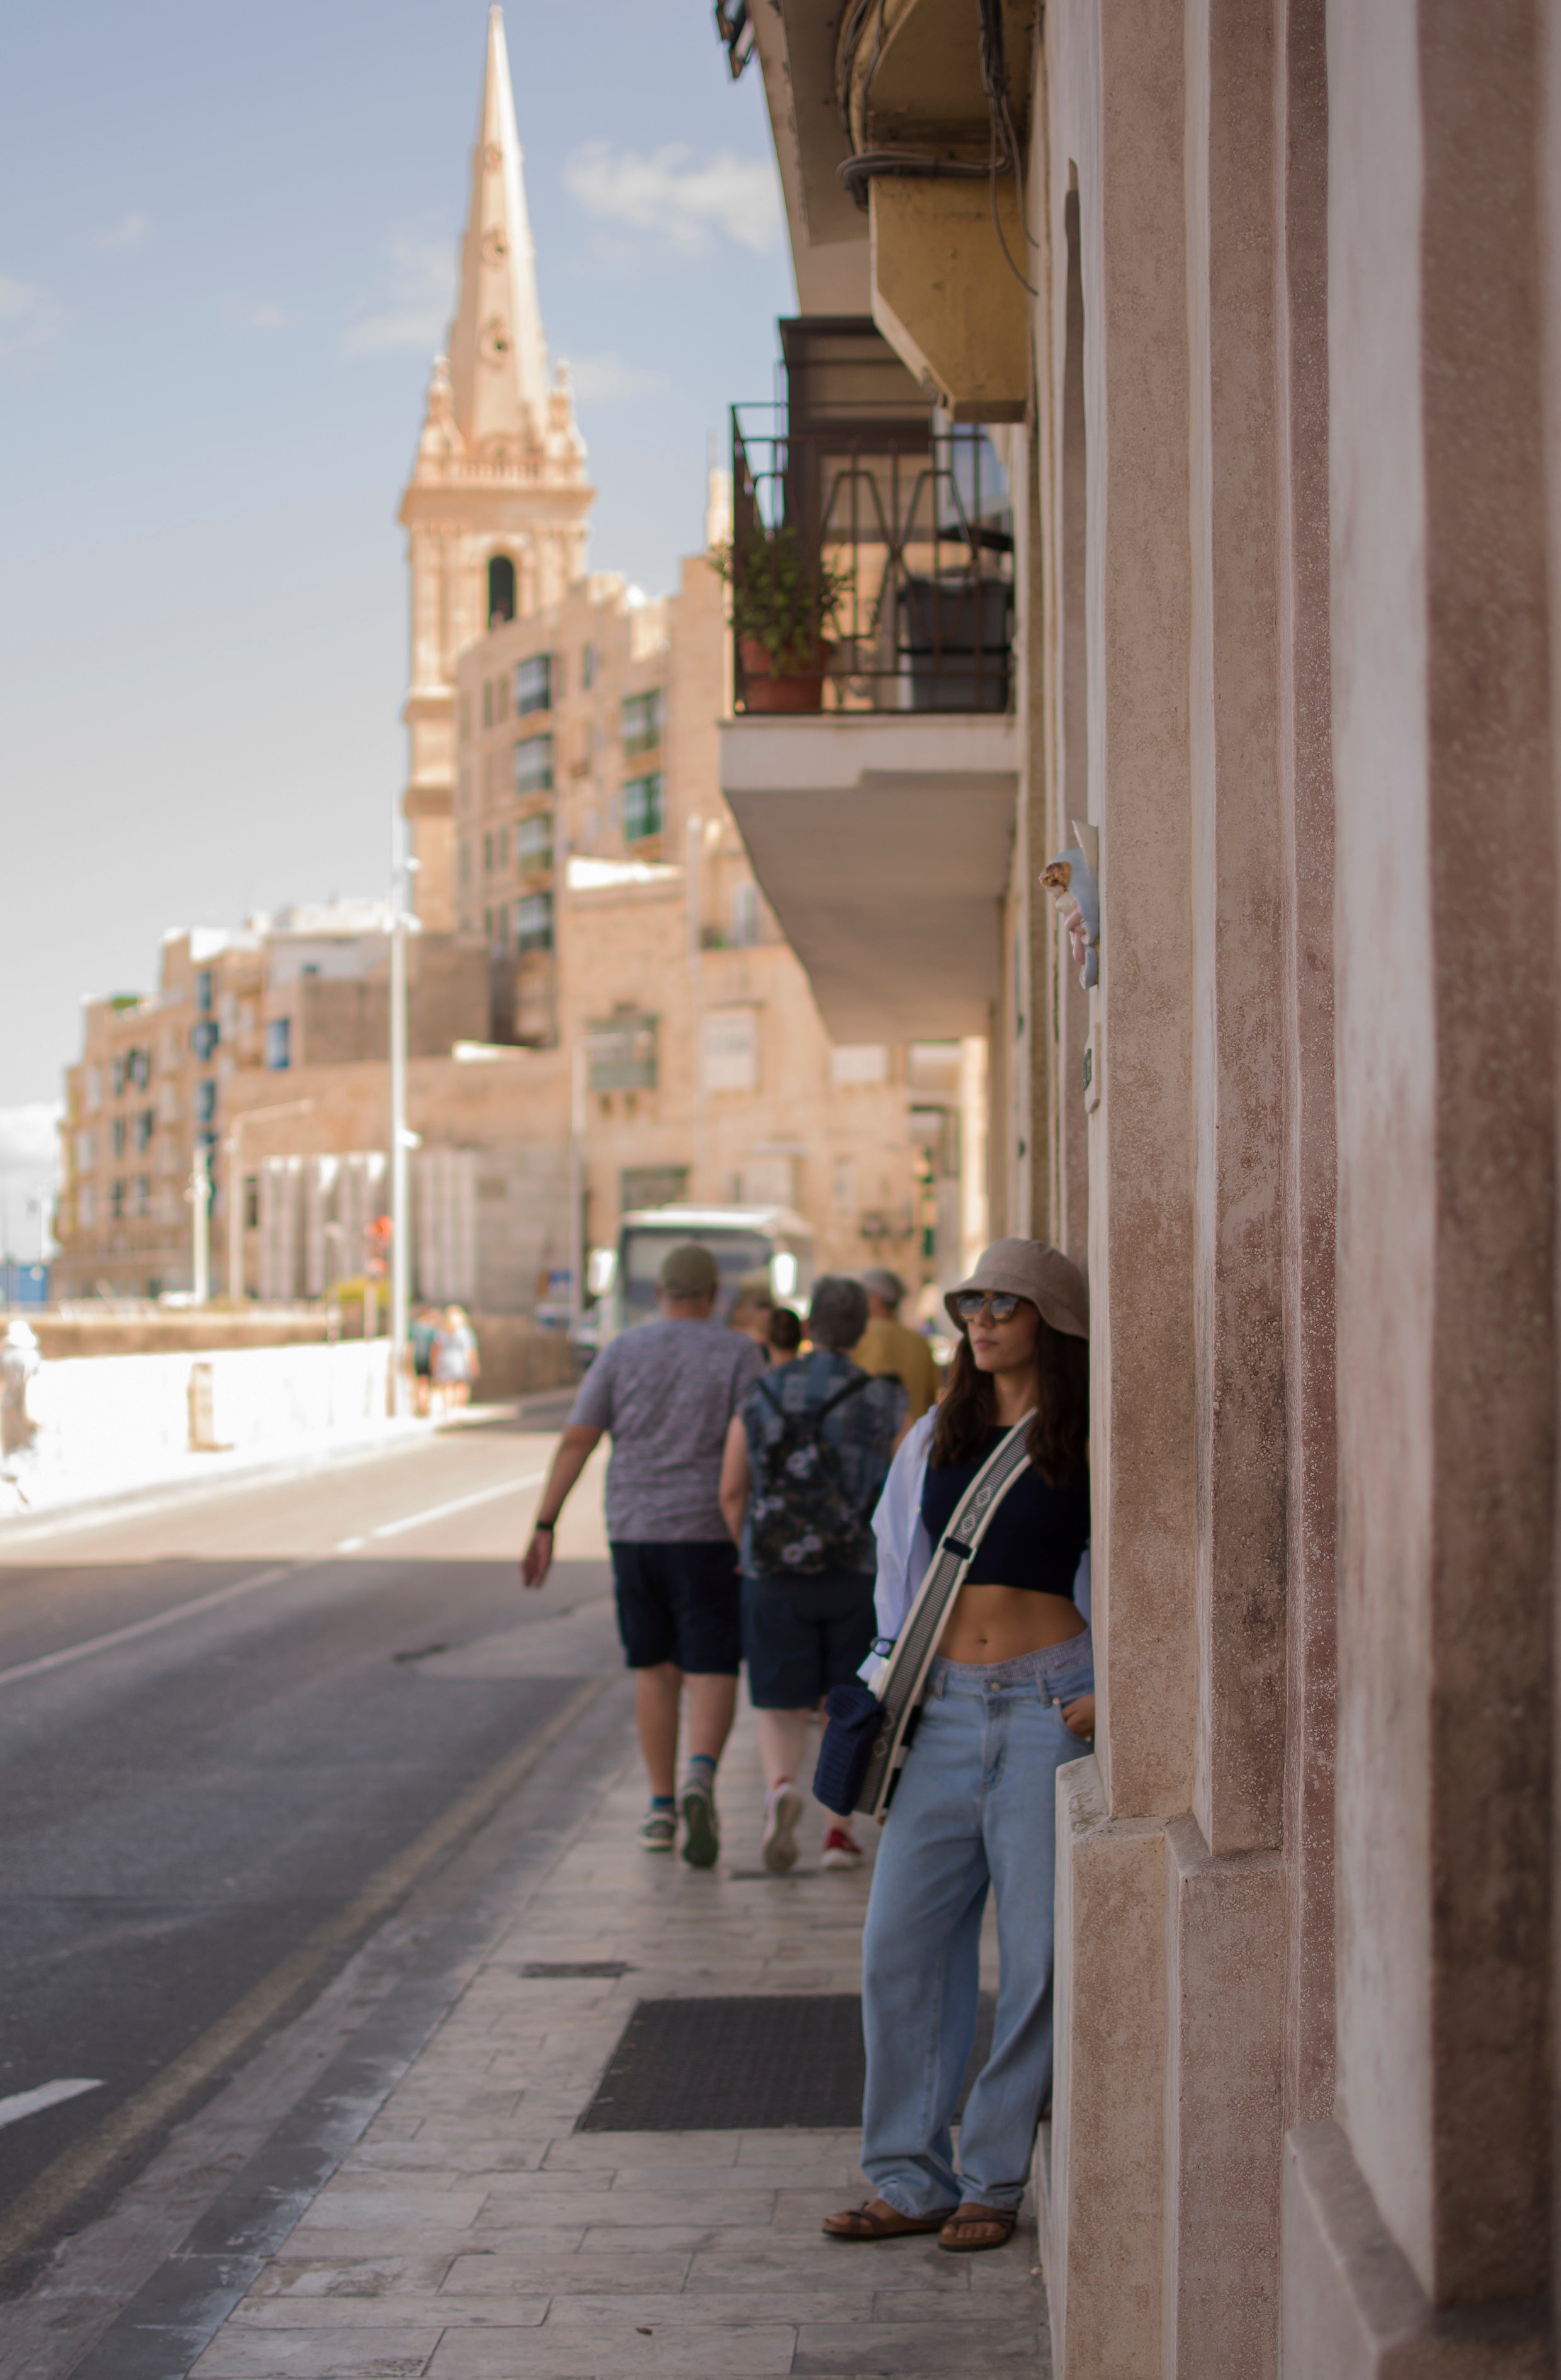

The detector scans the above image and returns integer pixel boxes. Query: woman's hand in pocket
[1061,1692,1095,1741]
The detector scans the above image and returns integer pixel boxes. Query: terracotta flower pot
[738,636,834,715]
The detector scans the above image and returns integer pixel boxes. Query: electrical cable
[978,0,1040,295]
[833,0,1039,308]
[838,149,993,203]
[835,0,879,135]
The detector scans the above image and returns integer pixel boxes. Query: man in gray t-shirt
[521,1242,766,1869]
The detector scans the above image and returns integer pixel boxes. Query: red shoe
[821,1825,862,1870]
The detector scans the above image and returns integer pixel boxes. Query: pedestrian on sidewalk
[825,1240,1093,2257]
[409,1305,438,1416]
[767,1305,803,1359]
[431,1305,479,1412]
[851,1267,942,1422]
[521,1242,766,1867]
[0,1317,42,1463]
[728,1271,777,1359]
[719,1276,906,1876]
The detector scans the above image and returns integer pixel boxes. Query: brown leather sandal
[823,2197,956,2240]
[938,2201,1019,2252]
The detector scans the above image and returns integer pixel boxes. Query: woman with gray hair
[719,1276,908,1873]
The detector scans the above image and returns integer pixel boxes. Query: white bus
[583,1204,817,1346]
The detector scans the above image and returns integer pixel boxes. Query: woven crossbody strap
[882,1415,1036,1699]
[854,1420,1036,1819]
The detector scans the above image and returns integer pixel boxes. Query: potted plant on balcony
[713,525,852,714]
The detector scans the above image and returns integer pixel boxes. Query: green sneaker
[680,1773,720,1869]
[638,1807,677,1853]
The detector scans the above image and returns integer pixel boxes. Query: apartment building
[55,928,264,1299]
[395,11,976,1296]
[54,907,489,1301]
[721,4,1561,2374]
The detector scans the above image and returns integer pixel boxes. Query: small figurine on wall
[1040,821,1100,988]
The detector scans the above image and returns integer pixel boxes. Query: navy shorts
[741,1568,877,1711]
[611,1540,743,1675]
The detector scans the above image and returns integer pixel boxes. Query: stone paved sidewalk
[188,1686,1051,2379]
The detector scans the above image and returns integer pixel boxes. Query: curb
[0,1416,440,1544]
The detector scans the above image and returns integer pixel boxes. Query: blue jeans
[859,1629,1094,2214]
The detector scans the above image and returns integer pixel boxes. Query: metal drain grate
[577,1993,995,2132]
[519,1960,634,1979]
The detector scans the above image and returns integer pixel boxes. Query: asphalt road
[0,1401,612,2266]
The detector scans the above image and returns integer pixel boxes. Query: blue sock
[687,1753,717,1781]
[650,1793,674,1810]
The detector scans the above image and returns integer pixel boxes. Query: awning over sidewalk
[719,715,1018,1041]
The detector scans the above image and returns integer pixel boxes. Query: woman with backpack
[719,1275,906,1874]
[822,1240,1091,2255]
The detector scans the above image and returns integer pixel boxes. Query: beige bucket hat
[944,1238,1090,1341]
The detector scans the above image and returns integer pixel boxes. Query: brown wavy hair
[930,1303,1088,1487]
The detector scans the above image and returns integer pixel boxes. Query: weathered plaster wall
[1274,0,1338,2145]
[1324,0,1556,2321]
[1326,0,1440,2272]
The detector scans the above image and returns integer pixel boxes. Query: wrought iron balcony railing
[729,400,1015,717]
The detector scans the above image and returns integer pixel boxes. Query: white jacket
[860,1412,1092,1686]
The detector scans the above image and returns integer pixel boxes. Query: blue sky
[0,0,793,1131]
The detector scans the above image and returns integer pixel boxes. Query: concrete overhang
[750,4,871,315]
[719,714,1017,1043]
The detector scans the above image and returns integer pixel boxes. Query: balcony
[719,320,1019,1043]
[728,320,1014,717]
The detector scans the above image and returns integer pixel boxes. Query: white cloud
[342,235,455,357]
[563,142,780,258]
[98,211,149,252]
[0,274,64,357]
[0,1103,62,1182]
[564,351,666,405]
[227,297,287,332]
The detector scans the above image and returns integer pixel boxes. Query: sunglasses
[953,1291,1023,1324]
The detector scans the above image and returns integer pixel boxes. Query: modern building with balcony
[720,3,1561,2376]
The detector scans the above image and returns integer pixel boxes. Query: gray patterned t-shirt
[570,1320,768,1541]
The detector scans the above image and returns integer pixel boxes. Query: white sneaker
[821,1825,863,1870]
[761,1782,806,1873]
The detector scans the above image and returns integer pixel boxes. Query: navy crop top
[920,1425,1090,1599]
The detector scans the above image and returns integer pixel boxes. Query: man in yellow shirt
[851,1267,941,1420]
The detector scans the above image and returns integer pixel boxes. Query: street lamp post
[568,1041,586,1337]
[686,813,706,1203]
[387,825,417,1415]
[225,1101,313,1303]
[189,1143,211,1304]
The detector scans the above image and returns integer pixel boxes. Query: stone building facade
[396,6,974,1296]
[454,547,966,1280]
[55,927,264,1299]
[727,3,1560,2373]
[397,5,591,934]
[53,907,491,1302]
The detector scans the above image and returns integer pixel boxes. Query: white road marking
[0,1565,303,1691]
[0,2079,103,2132]
[336,1471,545,1550]
[0,1469,549,1691]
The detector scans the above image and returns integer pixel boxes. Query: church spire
[397,6,592,934]
[447,5,549,451]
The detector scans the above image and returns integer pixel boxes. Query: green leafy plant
[712,524,853,673]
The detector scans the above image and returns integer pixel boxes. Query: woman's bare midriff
[937,1582,1086,1665]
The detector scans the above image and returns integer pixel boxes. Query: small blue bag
[813,1679,888,1816]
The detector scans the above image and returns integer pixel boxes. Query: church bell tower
[398,6,593,929]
